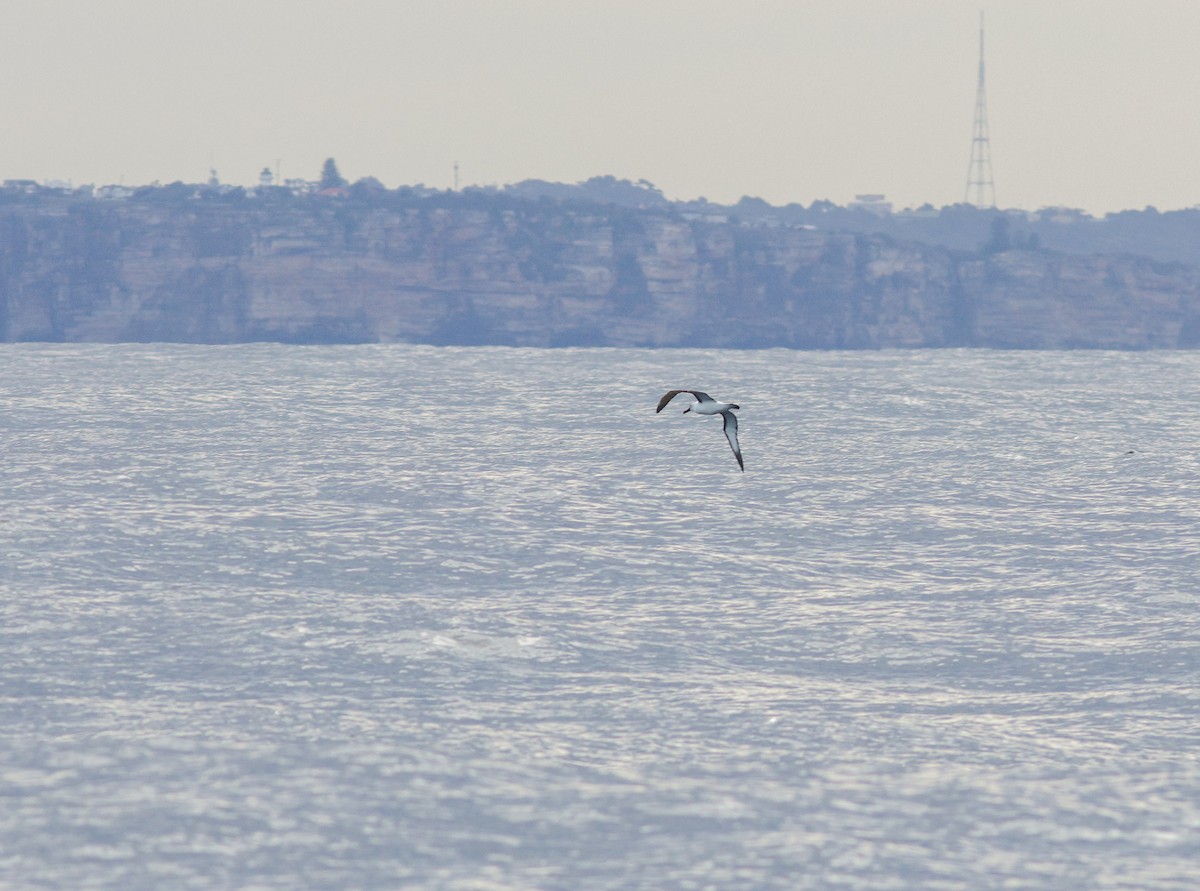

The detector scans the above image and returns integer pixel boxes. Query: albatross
[656,389,744,471]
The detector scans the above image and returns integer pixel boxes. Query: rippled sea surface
[4,344,1200,889]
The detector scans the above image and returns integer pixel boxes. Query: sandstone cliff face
[958,251,1198,349]
[3,196,1199,348]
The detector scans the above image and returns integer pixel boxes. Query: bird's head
[730,403,741,410]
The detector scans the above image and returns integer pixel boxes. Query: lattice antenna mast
[965,12,996,208]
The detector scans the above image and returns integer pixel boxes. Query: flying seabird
[656,389,744,471]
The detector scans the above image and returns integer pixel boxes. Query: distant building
[96,185,136,201]
[203,170,240,196]
[850,194,893,216]
[680,210,729,224]
[1030,207,1092,225]
[259,167,274,188]
[895,204,939,220]
[2,179,38,194]
[283,178,315,196]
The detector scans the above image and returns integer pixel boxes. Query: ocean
[4,343,1200,889]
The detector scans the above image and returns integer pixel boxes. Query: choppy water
[4,344,1200,889]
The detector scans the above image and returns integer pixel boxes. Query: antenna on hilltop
[964,12,996,208]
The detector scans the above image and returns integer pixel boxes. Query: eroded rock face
[3,197,1199,348]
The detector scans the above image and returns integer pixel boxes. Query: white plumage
[656,389,744,471]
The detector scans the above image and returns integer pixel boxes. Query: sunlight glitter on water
[3,344,1200,889]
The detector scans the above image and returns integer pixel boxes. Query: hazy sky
[5,0,1200,213]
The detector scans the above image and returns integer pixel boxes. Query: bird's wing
[657,390,712,412]
[720,410,744,471]
[656,390,688,412]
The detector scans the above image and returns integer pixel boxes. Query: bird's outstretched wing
[720,410,744,471]
[656,390,686,412]
[656,389,711,412]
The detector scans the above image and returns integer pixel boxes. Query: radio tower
[964,12,996,208]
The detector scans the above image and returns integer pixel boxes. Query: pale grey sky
[4,0,1200,213]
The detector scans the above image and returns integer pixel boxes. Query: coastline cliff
[3,190,1199,349]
